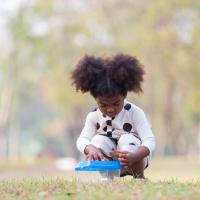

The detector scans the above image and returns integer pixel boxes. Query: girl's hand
[118,151,140,168]
[84,144,108,161]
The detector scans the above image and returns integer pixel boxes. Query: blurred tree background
[0,0,199,161]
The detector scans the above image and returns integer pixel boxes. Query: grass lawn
[0,156,200,199]
[0,178,200,200]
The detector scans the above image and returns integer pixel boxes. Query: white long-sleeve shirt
[77,100,156,155]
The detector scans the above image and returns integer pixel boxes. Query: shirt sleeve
[131,107,156,156]
[76,112,97,154]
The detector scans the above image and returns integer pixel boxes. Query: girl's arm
[119,107,155,167]
[76,112,96,154]
[132,106,156,157]
[77,112,107,160]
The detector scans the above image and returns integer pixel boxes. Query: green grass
[0,178,200,200]
[1,156,200,199]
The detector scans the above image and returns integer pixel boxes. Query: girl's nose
[107,106,114,113]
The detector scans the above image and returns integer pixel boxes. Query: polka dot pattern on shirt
[97,102,134,138]
[103,126,107,132]
[106,120,112,126]
[77,101,155,156]
[124,103,131,110]
[107,131,112,137]
[92,108,97,112]
[96,122,100,130]
[123,123,132,132]
[102,113,106,118]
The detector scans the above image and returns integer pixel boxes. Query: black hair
[71,53,145,98]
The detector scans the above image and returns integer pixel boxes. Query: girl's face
[96,95,125,118]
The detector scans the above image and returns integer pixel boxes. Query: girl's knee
[91,135,116,156]
[117,134,141,152]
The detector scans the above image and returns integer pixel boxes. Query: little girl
[71,53,155,179]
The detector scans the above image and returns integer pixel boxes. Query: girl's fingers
[120,151,129,154]
[86,154,93,160]
[120,162,128,167]
[93,152,99,160]
[119,154,128,159]
[93,151,104,160]
[98,153,107,161]
[87,151,115,161]
[118,157,126,162]
[119,159,128,166]
[120,162,128,166]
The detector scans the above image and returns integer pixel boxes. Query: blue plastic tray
[75,160,122,171]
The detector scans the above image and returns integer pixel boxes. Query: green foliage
[1,0,200,158]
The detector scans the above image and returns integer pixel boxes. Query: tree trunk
[0,50,19,160]
[164,78,183,154]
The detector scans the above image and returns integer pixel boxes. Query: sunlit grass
[0,178,200,200]
[0,156,200,199]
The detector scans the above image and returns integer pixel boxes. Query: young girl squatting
[71,54,156,179]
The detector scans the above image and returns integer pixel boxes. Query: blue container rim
[75,160,122,172]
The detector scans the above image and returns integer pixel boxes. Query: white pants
[91,134,148,168]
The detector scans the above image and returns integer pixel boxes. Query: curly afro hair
[71,53,145,98]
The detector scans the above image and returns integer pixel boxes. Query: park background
[0,0,200,182]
